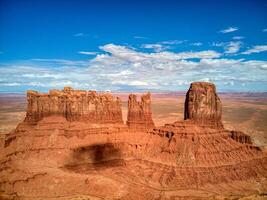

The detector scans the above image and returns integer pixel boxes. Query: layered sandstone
[25,87,123,124]
[184,82,223,129]
[0,82,266,200]
[126,93,155,130]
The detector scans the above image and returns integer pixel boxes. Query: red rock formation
[126,93,155,130]
[230,130,252,144]
[184,82,223,129]
[25,87,123,124]
[1,83,267,200]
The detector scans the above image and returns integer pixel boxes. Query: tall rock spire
[184,82,223,129]
[126,93,155,130]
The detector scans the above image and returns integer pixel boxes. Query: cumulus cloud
[141,40,185,52]
[102,44,220,60]
[241,45,267,55]
[1,44,267,92]
[219,27,238,33]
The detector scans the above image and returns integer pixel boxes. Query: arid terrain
[0,84,267,200]
[1,92,267,147]
[1,0,267,199]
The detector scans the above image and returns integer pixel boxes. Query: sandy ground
[1,92,267,147]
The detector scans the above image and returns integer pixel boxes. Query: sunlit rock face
[126,93,155,130]
[1,83,267,200]
[184,82,223,129]
[25,87,123,124]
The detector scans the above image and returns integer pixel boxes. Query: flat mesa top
[27,87,118,99]
[189,82,216,89]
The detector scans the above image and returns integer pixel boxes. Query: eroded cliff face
[25,87,123,124]
[126,93,155,130]
[184,82,223,129]
[1,83,266,200]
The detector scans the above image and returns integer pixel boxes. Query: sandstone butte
[0,82,266,200]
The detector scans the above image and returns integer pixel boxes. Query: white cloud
[241,45,267,55]
[1,82,22,86]
[21,73,62,79]
[141,40,185,52]
[99,70,134,78]
[219,27,238,33]
[112,80,148,86]
[232,36,244,40]
[31,58,88,66]
[191,42,202,46]
[102,43,220,60]
[212,41,242,54]
[78,51,97,55]
[224,41,242,54]
[1,44,267,92]
[262,28,267,32]
[141,44,169,52]
[171,50,221,59]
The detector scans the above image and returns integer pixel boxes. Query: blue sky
[0,0,267,92]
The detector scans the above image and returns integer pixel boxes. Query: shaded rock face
[25,87,123,124]
[126,93,155,130]
[230,131,252,144]
[184,82,223,129]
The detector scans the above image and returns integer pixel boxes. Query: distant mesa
[21,82,258,144]
[25,87,123,124]
[25,87,155,130]
[25,82,223,130]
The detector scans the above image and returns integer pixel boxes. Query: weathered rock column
[127,93,155,130]
[184,82,223,129]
